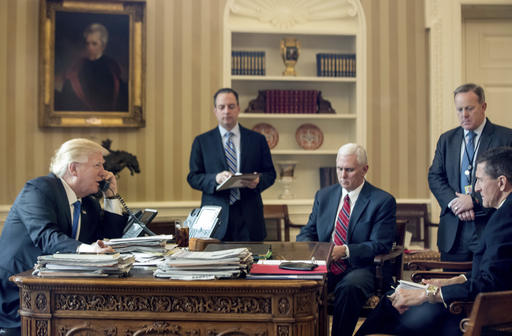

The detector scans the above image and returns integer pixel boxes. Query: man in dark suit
[428,83,512,262]
[187,88,276,241]
[356,146,512,336]
[296,143,396,336]
[0,138,127,335]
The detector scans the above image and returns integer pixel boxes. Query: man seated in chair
[296,143,396,336]
[356,146,512,336]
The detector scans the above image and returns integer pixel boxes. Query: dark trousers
[223,201,251,241]
[328,267,375,336]
[355,294,462,336]
[441,220,480,263]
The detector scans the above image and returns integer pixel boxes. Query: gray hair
[337,143,368,166]
[50,138,108,177]
[84,23,109,47]
[453,83,485,104]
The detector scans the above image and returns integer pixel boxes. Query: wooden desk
[11,242,331,336]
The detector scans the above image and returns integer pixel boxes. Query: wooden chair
[461,290,512,336]
[263,204,304,241]
[328,219,408,314]
[396,203,431,248]
[409,259,474,316]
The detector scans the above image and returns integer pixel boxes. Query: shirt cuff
[342,245,350,259]
[439,288,447,308]
[104,198,123,215]
[448,198,457,212]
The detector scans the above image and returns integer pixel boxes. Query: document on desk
[216,173,260,191]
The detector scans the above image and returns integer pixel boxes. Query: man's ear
[497,175,507,191]
[68,162,79,177]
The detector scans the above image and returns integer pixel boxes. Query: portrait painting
[39,0,146,128]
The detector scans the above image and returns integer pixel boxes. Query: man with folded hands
[296,143,396,336]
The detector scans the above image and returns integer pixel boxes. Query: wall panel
[0,0,429,210]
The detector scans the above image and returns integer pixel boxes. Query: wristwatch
[425,284,439,303]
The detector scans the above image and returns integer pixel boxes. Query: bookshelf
[223,0,367,204]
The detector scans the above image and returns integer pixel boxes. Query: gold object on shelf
[280,38,300,76]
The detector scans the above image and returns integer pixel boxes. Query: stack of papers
[103,235,174,253]
[246,260,327,280]
[154,248,252,280]
[33,253,134,277]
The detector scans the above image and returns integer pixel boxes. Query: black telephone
[97,178,157,237]
[99,179,110,193]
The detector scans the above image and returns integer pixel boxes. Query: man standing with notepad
[187,88,276,241]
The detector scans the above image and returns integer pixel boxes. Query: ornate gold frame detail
[38,0,146,128]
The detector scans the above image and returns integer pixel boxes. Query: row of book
[316,53,356,77]
[231,51,266,76]
[265,89,319,114]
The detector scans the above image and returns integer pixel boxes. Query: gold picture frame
[39,0,146,128]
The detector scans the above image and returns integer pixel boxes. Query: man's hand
[216,171,233,184]
[331,245,347,261]
[388,288,427,314]
[451,193,474,220]
[422,275,466,287]
[78,240,114,253]
[101,170,118,197]
[239,173,260,189]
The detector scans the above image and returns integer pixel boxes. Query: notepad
[216,173,260,191]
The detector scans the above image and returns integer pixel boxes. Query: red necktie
[330,195,350,275]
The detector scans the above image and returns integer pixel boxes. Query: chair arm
[407,260,472,271]
[449,300,474,315]
[410,271,464,283]
[374,246,404,264]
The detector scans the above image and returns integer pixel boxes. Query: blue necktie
[224,132,240,204]
[460,131,476,194]
[71,200,81,239]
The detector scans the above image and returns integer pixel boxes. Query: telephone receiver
[186,206,222,239]
[95,178,156,237]
[99,179,111,193]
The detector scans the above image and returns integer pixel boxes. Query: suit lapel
[213,128,229,171]
[239,125,248,172]
[477,119,494,158]
[51,174,73,236]
[449,128,464,192]
[326,185,343,238]
[348,182,370,241]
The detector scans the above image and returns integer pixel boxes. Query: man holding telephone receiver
[0,138,127,335]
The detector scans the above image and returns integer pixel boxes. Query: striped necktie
[330,195,350,275]
[460,130,476,194]
[224,132,240,204]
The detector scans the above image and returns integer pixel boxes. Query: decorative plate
[295,123,323,150]
[252,123,279,149]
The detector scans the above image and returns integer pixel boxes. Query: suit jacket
[442,193,512,304]
[296,182,396,269]
[187,124,276,240]
[0,173,126,327]
[428,118,512,253]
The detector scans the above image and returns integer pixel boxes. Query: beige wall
[0,0,429,208]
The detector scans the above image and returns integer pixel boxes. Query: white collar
[465,118,486,137]
[342,180,365,201]
[59,177,80,205]
[219,123,240,138]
